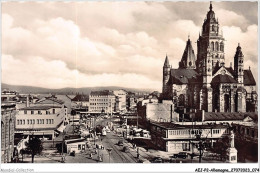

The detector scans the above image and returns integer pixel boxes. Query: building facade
[162,2,257,113]
[15,97,67,140]
[89,90,116,114]
[113,89,127,113]
[150,121,229,153]
[1,102,16,163]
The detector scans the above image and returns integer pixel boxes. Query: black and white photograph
[1,0,259,172]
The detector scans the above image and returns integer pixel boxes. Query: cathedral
[162,2,257,113]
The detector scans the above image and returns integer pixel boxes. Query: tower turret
[197,2,225,72]
[234,43,244,85]
[163,55,171,93]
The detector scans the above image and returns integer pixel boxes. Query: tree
[211,135,229,161]
[56,143,67,154]
[25,136,43,163]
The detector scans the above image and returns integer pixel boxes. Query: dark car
[118,139,124,146]
[151,156,163,163]
[173,152,188,159]
[122,146,130,153]
[69,151,75,157]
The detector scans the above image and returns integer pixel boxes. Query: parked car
[122,146,130,153]
[69,151,75,157]
[151,156,163,163]
[173,152,188,159]
[118,139,124,146]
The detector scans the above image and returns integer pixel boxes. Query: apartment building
[89,90,116,114]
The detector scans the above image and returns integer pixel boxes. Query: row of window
[24,109,55,115]
[90,107,109,110]
[90,103,110,106]
[167,129,221,136]
[234,126,256,138]
[17,119,54,125]
[211,41,224,51]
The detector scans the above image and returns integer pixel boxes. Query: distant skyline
[2,1,258,91]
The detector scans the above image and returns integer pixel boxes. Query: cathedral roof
[203,112,258,122]
[244,70,256,86]
[179,38,196,69]
[168,69,201,84]
[211,74,237,84]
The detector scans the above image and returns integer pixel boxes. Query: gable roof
[36,97,64,105]
[90,90,115,96]
[169,69,201,84]
[211,74,237,84]
[72,94,89,102]
[244,70,256,86]
[204,112,258,122]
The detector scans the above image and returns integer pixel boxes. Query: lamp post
[106,148,112,163]
[61,131,66,163]
[97,133,101,162]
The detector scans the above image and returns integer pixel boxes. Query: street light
[61,131,66,163]
[106,148,113,163]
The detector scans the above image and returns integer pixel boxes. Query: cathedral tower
[179,37,196,69]
[163,55,171,93]
[234,43,244,85]
[196,2,225,73]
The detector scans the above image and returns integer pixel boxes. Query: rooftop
[150,121,228,130]
[71,94,89,101]
[211,74,237,84]
[204,112,258,122]
[20,105,62,111]
[90,90,115,96]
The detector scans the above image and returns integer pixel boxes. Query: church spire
[164,54,170,67]
[179,37,196,69]
[209,1,213,11]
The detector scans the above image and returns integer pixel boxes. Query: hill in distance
[1,83,155,95]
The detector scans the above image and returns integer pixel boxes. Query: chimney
[26,95,29,107]
[202,110,205,122]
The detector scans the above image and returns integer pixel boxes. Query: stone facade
[162,3,257,113]
[1,103,16,163]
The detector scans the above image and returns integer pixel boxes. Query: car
[69,151,75,156]
[122,146,130,153]
[173,152,188,159]
[118,140,124,146]
[151,156,163,163]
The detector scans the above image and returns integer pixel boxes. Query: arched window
[220,42,224,51]
[178,94,185,106]
[211,42,214,51]
[215,42,219,51]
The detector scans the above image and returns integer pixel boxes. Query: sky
[1,1,258,91]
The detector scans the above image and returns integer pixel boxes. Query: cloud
[1,2,258,91]
[2,54,161,90]
[216,9,248,29]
